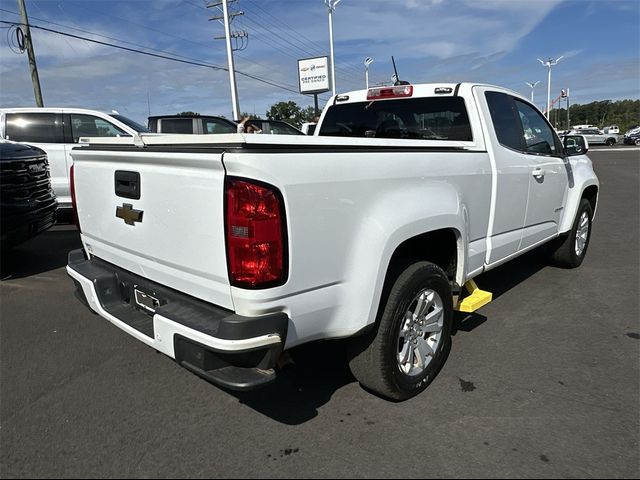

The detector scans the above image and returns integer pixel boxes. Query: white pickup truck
[67,83,599,401]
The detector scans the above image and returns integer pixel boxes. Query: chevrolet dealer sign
[298,56,330,94]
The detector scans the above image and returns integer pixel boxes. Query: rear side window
[202,118,235,134]
[485,91,523,151]
[70,114,129,142]
[5,113,64,143]
[318,97,472,141]
[160,118,193,134]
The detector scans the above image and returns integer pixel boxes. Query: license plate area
[134,286,160,314]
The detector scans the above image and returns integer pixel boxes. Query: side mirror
[564,135,589,156]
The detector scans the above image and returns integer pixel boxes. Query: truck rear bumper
[67,249,287,390]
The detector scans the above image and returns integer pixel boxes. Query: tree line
[549,99,640,132]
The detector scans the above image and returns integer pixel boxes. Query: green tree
[548,99,640,132]
[266,101,320,127]
[301,105,318,123]
[266,101,304,127]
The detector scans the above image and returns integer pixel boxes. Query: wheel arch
[369,227,462,333]
[582,184,599,218]
[560,156,599,233]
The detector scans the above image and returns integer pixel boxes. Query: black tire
[549,198,593,268]
[635,138,640,146]
[605,138,616,146]
[347,262,453,401]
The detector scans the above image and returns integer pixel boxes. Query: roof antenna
[391,56,410,86]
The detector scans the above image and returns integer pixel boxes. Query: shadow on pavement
[477,245,550,299]
[229,246,552,424]
[230,340,356,425]
[0,225,81,280]
[453,245,549,334]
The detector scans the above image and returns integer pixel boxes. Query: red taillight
[366,85,413,100]
[225,178,287,288]
[69,164,80,231]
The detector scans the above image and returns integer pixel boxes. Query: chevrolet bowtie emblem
[116,203,143,226]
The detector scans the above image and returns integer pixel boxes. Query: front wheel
[605,138,616,146]
[347,262,453,401]
[549,198,593,268]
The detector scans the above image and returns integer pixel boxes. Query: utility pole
[208,0,246,121]
[17,0,43,106]
[325,0,341,96]
[538,56,564,120]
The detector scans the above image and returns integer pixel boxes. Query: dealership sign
[298,56,330,94]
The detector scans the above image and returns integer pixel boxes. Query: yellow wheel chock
[455,279,493,313]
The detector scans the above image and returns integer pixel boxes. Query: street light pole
[325,0,341,96]
[364,57,373,89]
[525,81,540,104]
[538,56,564,119]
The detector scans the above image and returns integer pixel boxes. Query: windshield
[111,114,151,133]
[319,97,472,141]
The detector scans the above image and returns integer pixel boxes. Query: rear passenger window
[5,113,64,143]
[319,97,472,141]
[160,118,193,134]
[485,92,523,151]
[70,114,129,142]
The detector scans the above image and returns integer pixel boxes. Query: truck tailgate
[70,148,233,310]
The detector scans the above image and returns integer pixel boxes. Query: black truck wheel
[549,198,593,268]
[348,262,453,401]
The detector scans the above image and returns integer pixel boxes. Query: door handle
[532,168,545,178]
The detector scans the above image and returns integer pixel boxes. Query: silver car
[571,128,617,146]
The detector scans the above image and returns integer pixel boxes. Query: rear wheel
[348,262,453,401]
[549,198,593,268]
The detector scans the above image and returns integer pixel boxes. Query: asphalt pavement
[1,149,638,478]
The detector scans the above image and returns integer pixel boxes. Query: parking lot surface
[1,149,638,478]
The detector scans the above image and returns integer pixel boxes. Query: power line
[242,6,362,82]
[239,13,360,88]
[182,0,361,88]
[0,19,314,97]
[244,0,363,79]
[177,0,326,98]
[0,5,336,103]
[0,7,219,66]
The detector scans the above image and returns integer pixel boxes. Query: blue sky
[0,0,638,124]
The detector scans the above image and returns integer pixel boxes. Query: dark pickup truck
[1,141,57,251]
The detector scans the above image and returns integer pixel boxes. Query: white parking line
[591,148,640,152]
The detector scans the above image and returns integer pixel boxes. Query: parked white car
[0,108,148,210]
[568,128,617,146]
